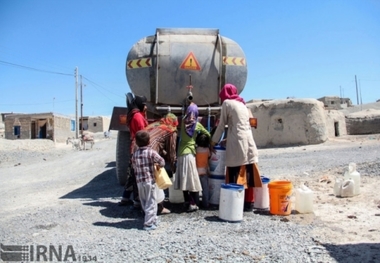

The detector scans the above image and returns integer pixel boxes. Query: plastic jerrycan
[341,179,355,197]
[295,184,314,213]
[334,178,342,197]
[344,163,361,196]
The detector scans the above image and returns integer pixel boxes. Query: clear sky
[1,0,379,117]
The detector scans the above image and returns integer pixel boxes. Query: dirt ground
[288,171,380,244]
[0,133,379,258]
[272,135,380,246]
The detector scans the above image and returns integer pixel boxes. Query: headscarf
[145,113,178,133]
[134,95,147,112]
[126,94,147,127]
[184,102,198,137]
[219,83,245,104]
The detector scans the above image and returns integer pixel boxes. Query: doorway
[38,119,47,138]
[334,122,340,137]
[31,121,36,139]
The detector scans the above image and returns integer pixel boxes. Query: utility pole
[80,75,83,137]
[355,75,359,105]
[75,67,79,139]
[359,79,363,110]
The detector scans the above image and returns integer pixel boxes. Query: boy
[131,130,165,231]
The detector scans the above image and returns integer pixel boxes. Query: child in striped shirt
[131,130,165,231]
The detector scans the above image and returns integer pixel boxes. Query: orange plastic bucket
[268,181,293,215]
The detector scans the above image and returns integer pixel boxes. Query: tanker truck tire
[116,130,131,186]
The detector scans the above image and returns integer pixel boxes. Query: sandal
[160,208,171,215]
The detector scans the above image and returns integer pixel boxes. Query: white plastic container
[208,175,225,205]
[253,176,270,209]
[295,184,314,213]
[168,176,184,203]
[341,179,355,197]
[334,178,342,197]
[344,162,360,196]
[219,184,245,222]
[209,146,226,176]
[156,188,165,203]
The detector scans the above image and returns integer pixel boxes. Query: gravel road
[0,134,379,263]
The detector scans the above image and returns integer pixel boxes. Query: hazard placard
[180,52,201,71]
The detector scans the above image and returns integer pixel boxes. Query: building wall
[346,109,380,135]
[87,116,111,133]
[340,98,352,107]
[4,115,32,139]
[4,113,74,142]
[0,124,4,138]
[54,115,75,143]
[247,99,328,147]
[317,96,342,110]
[324,110,347,137]
[0,114,5,138]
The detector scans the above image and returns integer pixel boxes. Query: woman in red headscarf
[127,95,148,140]
[211,83,262,211]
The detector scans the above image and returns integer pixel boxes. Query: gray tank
[126,28,248,108]
[111,28,248,185]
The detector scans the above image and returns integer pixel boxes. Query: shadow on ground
[92,219,142,230]
[319,242,380,263]
[59,162,146,227]
[83,200,144,219]
[60,162,121,200]
[105,161,116,168]
[88,201,143,230]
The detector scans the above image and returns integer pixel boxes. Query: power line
[0,60,73,76]
[1,59,125,103]
[82,76,124,98]
[82,76,122,103]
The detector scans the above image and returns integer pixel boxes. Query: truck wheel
[116,131,131,185]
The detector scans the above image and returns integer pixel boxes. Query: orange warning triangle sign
[180,52,201,70]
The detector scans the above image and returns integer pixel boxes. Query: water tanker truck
[109,28,248,185]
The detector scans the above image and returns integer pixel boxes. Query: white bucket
[295,184,314,213]
[209,175,225,205]
[219,183,245,222]
[168,176,184,203]
[253,176,270,209]
[209,146,226,176]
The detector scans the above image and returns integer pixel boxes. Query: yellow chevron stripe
[127,58,152,69]
[223,56,246,66]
